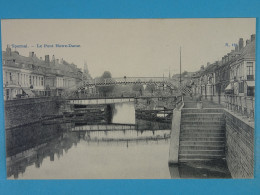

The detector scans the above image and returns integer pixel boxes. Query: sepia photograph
[1,18,255,179]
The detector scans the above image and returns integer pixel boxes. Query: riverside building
[2,45,90,100]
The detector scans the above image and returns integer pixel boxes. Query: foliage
[145,81,156,93]
[182,71,188,76]
[132,79,144,93]
[96,71,115,96]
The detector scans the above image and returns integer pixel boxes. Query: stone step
[181,118,225,122]
[180,141,225,146]
[182,108,223,114]
[179,150,225,155]
[180,137,225,141]
[180,145,225,151]
[179,158,226,162]
[181,125,225,130]
[181,113,224,118]
[179,154,225,160]
[181,130,225,135]
[180,132,225,137]
[181,121,225,125]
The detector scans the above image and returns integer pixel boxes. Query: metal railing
[224,94,254,120]
[61,77,178,98]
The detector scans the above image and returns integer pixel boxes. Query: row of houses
[2,45,92,100]
[191,34,255,104]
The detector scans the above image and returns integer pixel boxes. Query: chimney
[228,53,233,61]
[215,61,219,66]
[55,59,59,65]
[246,39,250,45]
[235,45,238,52]
[239,38,244,51]
[224,55,228,63]
[200,65,204,71]
[52,55,55,62]
[251,34,255,42]
[60,58,64,64]
[29,52,34,57]
[207,62,210,67]
[222,57,225,64]
[6,45,11,56]
[45,55,50,65]
[230,50,235,59]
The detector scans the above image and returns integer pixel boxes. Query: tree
[132,79,144,94]
[182,71,188,76]
[97,71,115,97]
[145,80,156,94]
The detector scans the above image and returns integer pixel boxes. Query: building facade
[191,34,255,103]
[2,46,90,100]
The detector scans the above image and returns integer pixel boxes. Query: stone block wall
[224,110,254,178]
[4,97,63,129]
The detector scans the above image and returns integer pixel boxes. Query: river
[7,102,172,179]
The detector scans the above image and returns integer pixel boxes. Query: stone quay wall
[4,97,64,129]
[224,109,254,178]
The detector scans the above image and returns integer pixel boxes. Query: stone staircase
[179,108,226,162]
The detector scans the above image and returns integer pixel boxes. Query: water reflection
[111,102,135,124]
[7,130,79,179]
[136,119,171,130]
[7,101,173,179]
[7,127,171,179]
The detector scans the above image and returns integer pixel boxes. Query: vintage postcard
[1,18,255,179]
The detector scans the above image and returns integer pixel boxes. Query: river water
[7,102,172,179]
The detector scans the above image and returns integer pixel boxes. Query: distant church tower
[84,61,89,74]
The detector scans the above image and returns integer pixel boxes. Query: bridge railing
[61,77,178,98]
[80,77,173,86]
[224,94,254,121]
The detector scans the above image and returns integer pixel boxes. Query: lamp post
[180,46,182,87]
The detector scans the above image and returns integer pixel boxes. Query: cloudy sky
[1,18,255,78]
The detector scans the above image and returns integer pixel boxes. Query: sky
[1,18,256,78]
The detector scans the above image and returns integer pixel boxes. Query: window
[239,82,244,93]
[247,86,254,96]
[9,73,12,81]
[247,62,254,80]
[17,73,20,84]
[20,74,23,85]
[41,77,44,86]
[5,72,8,83]
[29,76,32,85]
